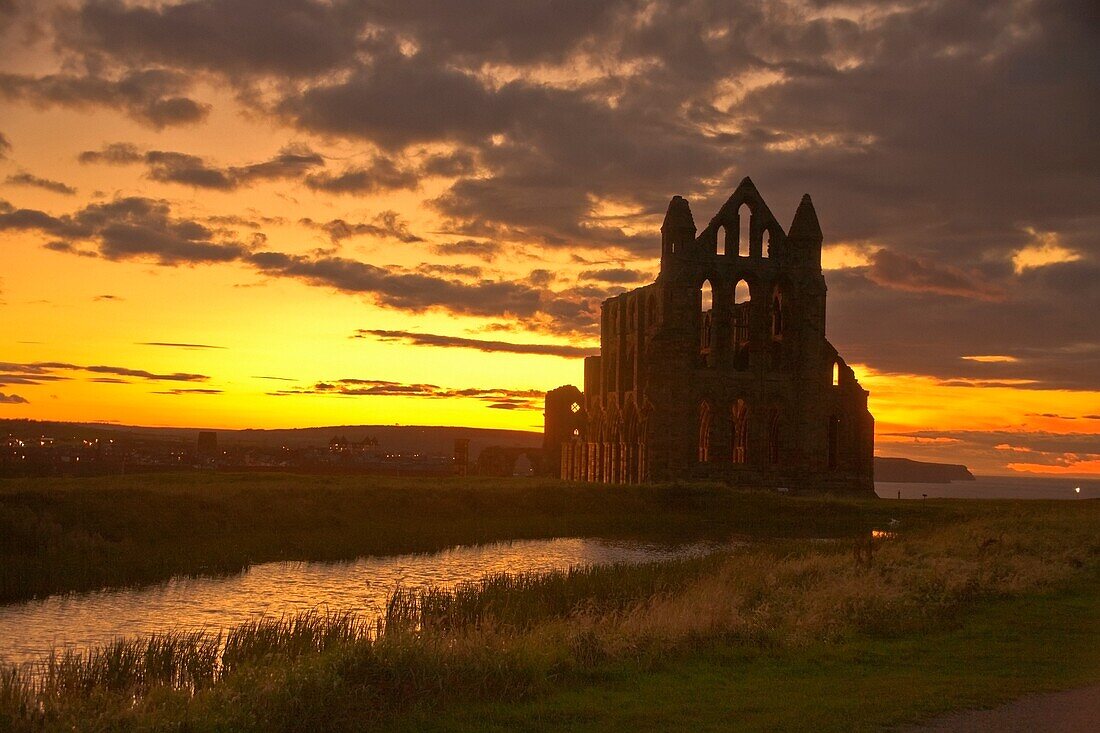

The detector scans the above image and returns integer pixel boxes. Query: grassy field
[0,473,912,602]
[1,488,1097,732]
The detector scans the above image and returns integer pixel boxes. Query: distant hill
[0,419,541,458]
[3,420,975,484]
[875,457,975,483]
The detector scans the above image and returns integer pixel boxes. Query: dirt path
[899,684,1100,732]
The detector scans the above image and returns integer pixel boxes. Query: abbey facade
[543,178,874,492]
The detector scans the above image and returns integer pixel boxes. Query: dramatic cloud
[0,69,208,128]
[79,143,325,190]
[0,361,209,384]
[302,211,422,243]
[66,0,370,78]
[270,378,544,410]
[0,392,29,404]
[578,268,648,285]
[0,196,247,263]
[4,197,606,334]
[355,329,598,358]
[303,157,419,194]
[5,172,76,195]
[863,249,1006,301]
[430,240,501,261]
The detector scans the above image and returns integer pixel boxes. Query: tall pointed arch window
[732,399,748,464]
[698,401,713,463]
[733,279,750,348]
[771,287,784,339]
[738,204,750,257]
[700,280,713,357]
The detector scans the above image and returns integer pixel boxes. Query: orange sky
[1,0,1098,477]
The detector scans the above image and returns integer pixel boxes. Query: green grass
[417,577,1100,732]
[0,473,914,601]
[1,497,1096,732]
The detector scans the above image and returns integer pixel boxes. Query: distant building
[544,178,874,491]
[197,431,218,467]
[453,438,470,476]
[329,435,379,455]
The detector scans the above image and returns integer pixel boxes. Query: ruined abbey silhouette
[544,177,874,491]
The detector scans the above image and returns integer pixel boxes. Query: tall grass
[0,474,905,602]
[2,501,1096,732]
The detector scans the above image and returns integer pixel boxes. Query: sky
[0,0,1098,476]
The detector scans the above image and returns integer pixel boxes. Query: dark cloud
[416,264,482,278]
[93,294,122,301]
[5,172,77,195]
[430,239,501,261]
[862,249,1005,301]
[6,197,603,334]
[356,329,598,358]
[270,378,543,410]
[303,157,419,194]
[578,268,648,284]
[0,69,209,128]
[138,341,226,350]
[0,131,11,159]
[246,249,546,319]
[302,211,422,243]
[66,0,369,78]
[79,142,325,190]
[0,392,29,404]
[0,361,208,383]
[421,150,477,178]
[825,265,1100,391]
[0,196,247,264]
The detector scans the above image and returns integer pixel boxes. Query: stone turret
[660,195,696,267]
[787,193,823,266]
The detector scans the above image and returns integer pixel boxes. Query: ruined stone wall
[553,178,874,492]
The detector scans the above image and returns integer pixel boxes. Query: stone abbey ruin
[543,177,875,492]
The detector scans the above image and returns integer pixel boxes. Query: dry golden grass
[2,500,1097,732]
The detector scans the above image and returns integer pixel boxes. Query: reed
[0,474,906,602]
[1,499,1095,732]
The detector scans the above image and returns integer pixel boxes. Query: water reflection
[0,537,738,667]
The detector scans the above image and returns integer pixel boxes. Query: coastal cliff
[875,457,976,483]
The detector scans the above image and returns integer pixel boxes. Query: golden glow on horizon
[1,70,1097,477]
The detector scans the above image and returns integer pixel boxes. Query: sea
[875,474,1099,500]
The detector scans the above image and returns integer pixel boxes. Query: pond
[0,536,741,667]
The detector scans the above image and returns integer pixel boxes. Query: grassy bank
[2,498,1097,732]
[0,473,910,602]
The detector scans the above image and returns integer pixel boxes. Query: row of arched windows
[698,401,843,470]
[698,400,779,466]
[716,204,779,258]
[699,280,785,360]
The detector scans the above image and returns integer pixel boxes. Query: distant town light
[1075,486,1081,494]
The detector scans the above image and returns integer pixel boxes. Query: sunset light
[1,1,1097,481]
[1,3,1098,730]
